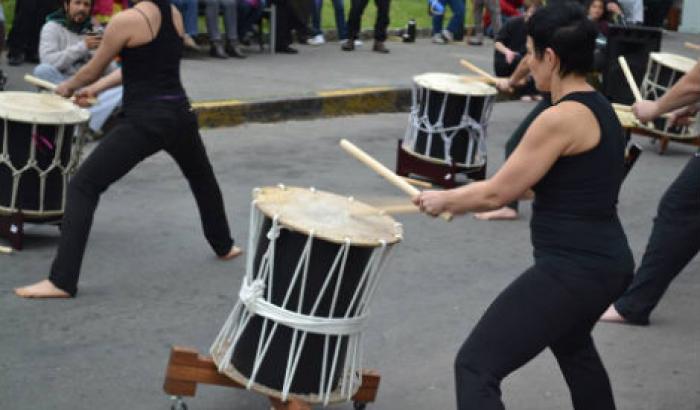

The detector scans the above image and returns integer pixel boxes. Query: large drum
[639,52,699,139]
[211,185,402,405]
[0,92,89,221]
[402,72,496,171]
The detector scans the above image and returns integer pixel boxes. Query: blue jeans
[33,64,123,133]
[311,0,348,39]
[171,0,199,36]
[431,0,464,36]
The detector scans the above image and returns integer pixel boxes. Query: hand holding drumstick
[24,74,97,107]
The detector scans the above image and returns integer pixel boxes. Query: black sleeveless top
[120,0,186,106]
[530,91,634,276]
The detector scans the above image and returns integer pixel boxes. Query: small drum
[0,92,89,221]
[211,185,402,405]
[403,73,497,170]
[639,52,699,139]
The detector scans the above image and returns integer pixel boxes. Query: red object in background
[484,0,523,30]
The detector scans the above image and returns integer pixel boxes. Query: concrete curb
[192,81,513,128]
[193,86,412,128]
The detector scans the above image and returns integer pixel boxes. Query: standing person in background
[274,0,312,54]
[170,0,202,50]
[469,0,501,46]
[430,0,465,44]
[308,0,348,45]
[205,0,246,58]
[342,0,391,53]
[6,0,57,66]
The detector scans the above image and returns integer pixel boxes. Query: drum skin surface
[253,186,402,246]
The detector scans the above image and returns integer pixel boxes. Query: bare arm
[494,41,511,56]
[633,60,700,121]
[415,107,575,216]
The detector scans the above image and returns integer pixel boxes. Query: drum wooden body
[211,186,401,405]
[0,92,89,221]
[403,73,496,168]
[639,52,699,139]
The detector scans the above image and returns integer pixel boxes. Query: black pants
[614,153,700,324]
[274,0,311,50]
[346,0,390,42]
[49,102,234,296]
[504,97,551,211]
[455,263,631,410]
[7,0,56,57]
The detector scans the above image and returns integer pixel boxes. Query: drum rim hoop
[413,72,498,96]
[0,91,90,124]
[253,186,402,247]
[649,52,696,73]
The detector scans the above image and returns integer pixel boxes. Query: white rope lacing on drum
[0,117,87,216]
[211,199,395,405]
[402,83,494,168]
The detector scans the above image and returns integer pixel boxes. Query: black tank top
[120,0,186,106]
[530,91,634,275]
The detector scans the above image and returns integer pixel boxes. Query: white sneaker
[354,39,363,47]
[441,29,454,42]
[308,34,325,46]
[432,33,446,44]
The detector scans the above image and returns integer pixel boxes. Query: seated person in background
[34,0,123,137]
[587,0,609,36]
[493,0,540,99]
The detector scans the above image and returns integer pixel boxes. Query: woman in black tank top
[414,4,633,409]
[16,0,241,299]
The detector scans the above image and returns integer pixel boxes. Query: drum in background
[639,52,699,139]
[0,92,89,221]
[211,185,402,405]
[403,72,497,169]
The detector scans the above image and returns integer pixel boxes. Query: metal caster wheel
[353,401,367,410]
[170,396,188,410]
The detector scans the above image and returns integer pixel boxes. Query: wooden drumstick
[400,176,433,189]
[684,41,700,51]
[612,103,679,120]
[24,74,97,105]
[0,245,13,254]
[459,59,499,85]
[617,56,644,102]
[339,139,453,221]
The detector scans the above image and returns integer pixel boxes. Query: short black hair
[527,3,598,76]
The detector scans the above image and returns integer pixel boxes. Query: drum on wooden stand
[211,185,402,406]
[397,72,497,188]
[638,52,700,150]
[0,92,89,249]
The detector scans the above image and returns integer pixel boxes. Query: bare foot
[15,279,71,298]
[474,207,518,221]
[219,245,243,261]
[599,305,628,324]
[269,397,312,410]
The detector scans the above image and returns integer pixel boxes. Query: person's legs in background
[342,0,369,50]
[205,0,229,58]
[308,0,325,45]
[220,0,247,57]
[371,0,390,53]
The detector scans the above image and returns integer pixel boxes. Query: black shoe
[8,51,24,66]
[372,41,389,54]
[225,40,247,58]
[341,38,354,51]
[275,46,298,54]
[209,41,228,59]
[25,52,39,64]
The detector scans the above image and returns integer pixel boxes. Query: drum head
[253,186,402,246]
[650,52,696,73]
[0,92,90,124]
[413,72,497,96]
